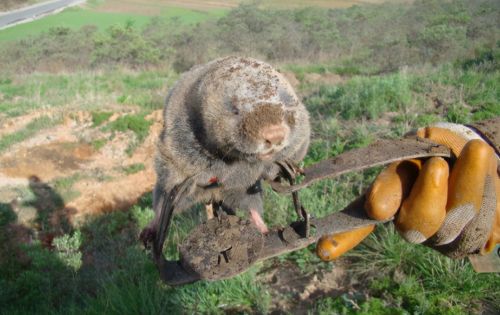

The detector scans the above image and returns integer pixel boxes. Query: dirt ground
[0,109,162,228]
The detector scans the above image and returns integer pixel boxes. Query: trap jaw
[156,198,388,285]
[150,138,452,286]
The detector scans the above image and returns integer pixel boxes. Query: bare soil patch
[0,109,162,228]
[260,260,348,313]
[1,142,94,180]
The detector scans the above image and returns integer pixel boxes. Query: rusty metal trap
[142,138,451,285]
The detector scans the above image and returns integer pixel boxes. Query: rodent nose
[261,124,287,147]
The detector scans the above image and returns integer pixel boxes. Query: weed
[90,138,107,151]
[53,231,82,271]
[92,23,161,68]
[104,113,152,155]
[305,73,413,120]
[345,224,500,313]
[91,111,113,126]
[122,163,145,175]
[311,294,406,315]
[0,116,59,152]
[105,113,152,141]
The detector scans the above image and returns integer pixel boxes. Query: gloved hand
[317,119,500,261]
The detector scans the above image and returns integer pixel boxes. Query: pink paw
[250,209,269,234]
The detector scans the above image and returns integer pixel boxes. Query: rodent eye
[232,107,239,115]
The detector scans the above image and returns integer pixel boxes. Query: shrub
[92,22,161,68]
[0,26,96,73]
[91,111,113,126]
[105,113,152,141]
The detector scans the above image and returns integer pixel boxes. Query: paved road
[0,0,85,29]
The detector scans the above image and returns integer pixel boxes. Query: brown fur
[241,103,284,141]
[147,56,310,233]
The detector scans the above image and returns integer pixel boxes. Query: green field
[0,5,226,42]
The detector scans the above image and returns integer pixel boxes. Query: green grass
[116,71,174,110]
[0,7,150,42]
[122,163,145,175]
[0,116,59,152]
[304,72,414,120]
[104,113,153,155]
[91,111,113,126]
[0,72,114,115]
[0,5,227,42]
[105,113,152,141]
[0,194,271,314]
[90,138,107,151]
[344,224,500,314]
[0,70,176,115]
[285,63,334,81]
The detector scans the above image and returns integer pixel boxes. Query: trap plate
[179,214,264,280]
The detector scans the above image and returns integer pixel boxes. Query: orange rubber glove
[317,120,499,261]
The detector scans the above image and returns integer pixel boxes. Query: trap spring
[151,138,451,285]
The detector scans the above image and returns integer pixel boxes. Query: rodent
[146,56,310,235]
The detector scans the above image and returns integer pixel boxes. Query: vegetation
[90,138,107,151]
[122,163,145,175]
[91,111,113,126]
[0,0,499,314]
[1,0,498,73]
[0,5,225,42]
[105,113,151,140]
[102,112,153,155]
[0,115,59,152]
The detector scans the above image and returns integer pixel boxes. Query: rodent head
[198,57,306,163]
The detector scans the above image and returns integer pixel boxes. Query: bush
[105,113,152,141]
[2,0,498,74]
[92,22,161,68]
[0,26,96,73]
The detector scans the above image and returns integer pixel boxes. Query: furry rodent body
[151,56,310,230]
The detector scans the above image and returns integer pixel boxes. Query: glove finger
[365,159,422,220]
[395,157,449,243]
[429,173,497,259]
[416,124,481,157]
[433,140,495,245]
[316,225,375,261]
